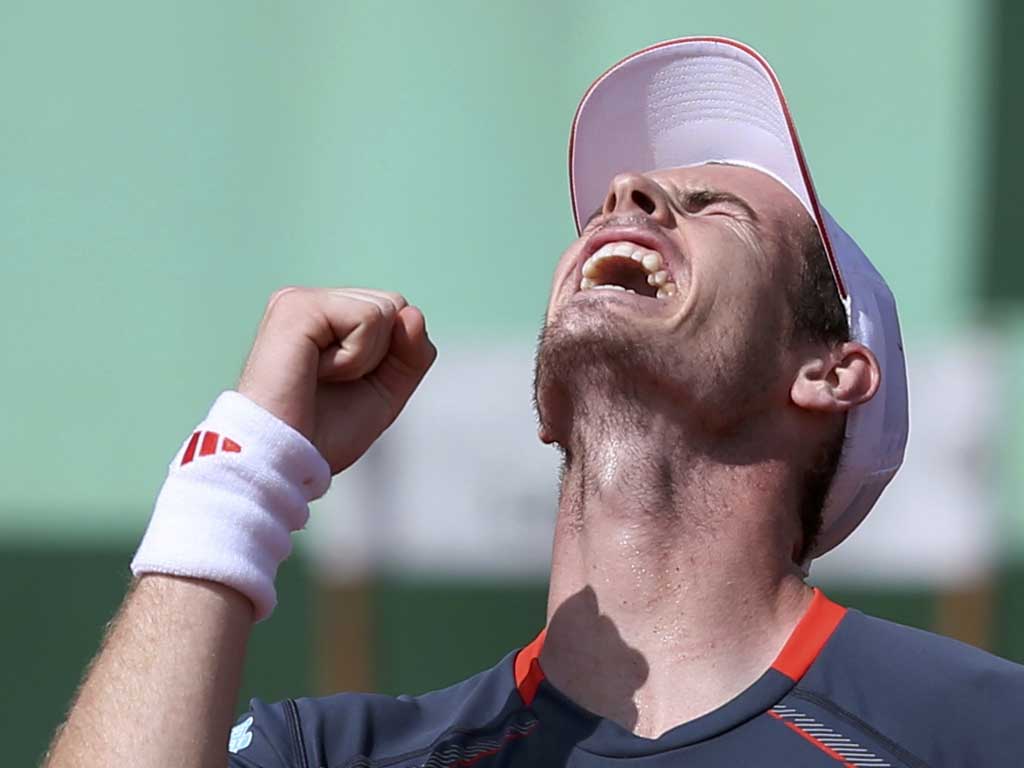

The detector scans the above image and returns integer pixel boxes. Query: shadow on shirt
[483,584,649,766]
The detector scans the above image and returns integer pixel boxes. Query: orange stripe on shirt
[771,589,847,681]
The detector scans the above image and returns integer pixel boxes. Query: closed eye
[679,188,759,222]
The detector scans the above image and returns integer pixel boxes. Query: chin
[546,293,614,337]
[534,302,675,427]
[540,300,632,367]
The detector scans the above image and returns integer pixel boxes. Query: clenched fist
[238,287,436,473]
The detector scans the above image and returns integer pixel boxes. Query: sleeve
[226,699,304,768]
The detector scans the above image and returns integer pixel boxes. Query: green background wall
[0,0,990,536]
[2,1,1020,764]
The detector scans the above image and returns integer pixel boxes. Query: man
[46,37,1024,768]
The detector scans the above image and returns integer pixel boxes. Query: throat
[540,568,814,738]
[542,434,814,737]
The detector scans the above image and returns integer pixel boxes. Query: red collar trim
[513,589,844,704]
[513,629,547,706]
[770,588,847,681]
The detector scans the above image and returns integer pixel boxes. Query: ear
[790,342,880,413]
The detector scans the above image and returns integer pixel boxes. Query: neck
[539,414,813,738]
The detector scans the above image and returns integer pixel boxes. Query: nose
[602,172,673,226]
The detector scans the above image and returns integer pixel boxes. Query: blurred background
[3,0,1024,762]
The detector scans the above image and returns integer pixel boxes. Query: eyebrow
[679,186,760,222]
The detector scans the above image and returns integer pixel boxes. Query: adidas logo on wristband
[134,392,331,620]
[180,430,243,466]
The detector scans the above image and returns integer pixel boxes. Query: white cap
[568,37,909,559]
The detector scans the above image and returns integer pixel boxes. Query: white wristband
[131,391,332,620]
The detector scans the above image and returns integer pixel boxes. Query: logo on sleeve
[228,715,254,754]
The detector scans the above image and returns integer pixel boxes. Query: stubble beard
[533,297,786,460]
[533,299,681,447]
[533,300,694,534]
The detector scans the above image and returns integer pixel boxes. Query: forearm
[43,288,434,767]
[45,574,253,768]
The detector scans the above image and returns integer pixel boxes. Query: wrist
[131,391,331,620]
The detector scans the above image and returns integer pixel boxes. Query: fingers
[391,306,437,374]
[245,286,422,389]
[247,284,430,386]
[368,305,438,407]
[315,289,421,383]
[317,291,393,382]
[239,286,434,464]
[341,288,407,315]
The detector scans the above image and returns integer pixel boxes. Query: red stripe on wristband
[181,431,201,465]
[200,431,219,457]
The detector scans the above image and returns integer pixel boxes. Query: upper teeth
[580,241,679,299]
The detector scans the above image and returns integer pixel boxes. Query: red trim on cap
[567,36,847,299]
[770,588,847,681]
[513,630,547,707]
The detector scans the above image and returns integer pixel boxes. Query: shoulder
[228,649,527,768]
[799,607,1024,764]
[823,609,1024,696]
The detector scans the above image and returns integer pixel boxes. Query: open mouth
[579,242,678,299]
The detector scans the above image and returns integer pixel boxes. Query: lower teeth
[578,280,678,298]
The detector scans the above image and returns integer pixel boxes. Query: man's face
[535,163,818,440]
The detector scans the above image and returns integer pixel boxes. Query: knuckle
[264,286,311,319]
[356,288,405,310]
[266,285,306,314]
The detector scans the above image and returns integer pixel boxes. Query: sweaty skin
[44,167,877,766]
